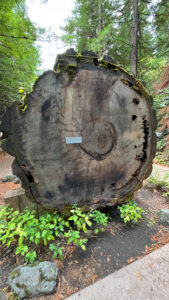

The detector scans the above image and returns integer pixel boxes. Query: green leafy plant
[68,205,92,233]
[118,201,145,223]
[64,231,87,250]
[157,139,167,152]
[91,209,108,226]
[148,166,169,197]
[49,244,63,260]
[148,166,169,189]
[0,204,108,263]
[153,87,169,111]
[162,190,169,198]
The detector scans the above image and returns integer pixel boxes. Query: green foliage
[154,0,169,58]
[118,201,145,223]
[68,205,92,233]
[0,205,108,263]
[154,150,169,167]
[91,209,108,226]
[49,244,63,260]
[157,139,167,152]
[148,166,169,195]
[153,87,169,111]
[0,0,43,117]
[162,190,169,198]
[61,0,168,92]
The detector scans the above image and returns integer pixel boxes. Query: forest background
[0,0,169,159]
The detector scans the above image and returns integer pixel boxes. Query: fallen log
[0,49,157,209]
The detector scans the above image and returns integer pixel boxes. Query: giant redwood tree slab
[0,49,156,209]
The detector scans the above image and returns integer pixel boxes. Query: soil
[0,162,169,299]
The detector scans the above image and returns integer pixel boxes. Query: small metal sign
[66,137,82,144]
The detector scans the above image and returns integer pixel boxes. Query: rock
[14,177,20,184]
[4,187,35,212]
[156,132,163,139]
[8,261,58,299]
[0,291,7,300]
[158,209,169,226]
[1,174,17,182]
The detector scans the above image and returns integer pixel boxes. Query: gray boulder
[8,261,58,299]
[158,209,169,226]
[14,177,21,184]
[1,174,17,182]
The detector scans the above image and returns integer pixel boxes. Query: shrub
[148,166,169,189]
[0,204,108,263]
[148,166,169,197]
[118,201,145,223]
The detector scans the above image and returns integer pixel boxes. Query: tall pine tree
[61,0,168,89]
[0,0,42,117]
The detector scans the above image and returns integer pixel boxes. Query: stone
[8,261,58,299]
[14,177,20,184]
[1,174,17,182]
[4,187,36,212]
[158,208,169,226]
[0,291,7,300]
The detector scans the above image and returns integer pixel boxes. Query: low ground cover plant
[148,166,169,197]
[0,204,108,263]
[118,201,145,224]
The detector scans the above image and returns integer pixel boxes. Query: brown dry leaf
[92,274,98,284]
[107,257,110,263]
[151,235,158,241]
[16,256,19,265]
[127,257,135,264]
[145,245,150,252]
[54,259,63,269]
[100,252,103,256]
[148,263,152,268]
[153,243,159,249]
[137,271,141,280]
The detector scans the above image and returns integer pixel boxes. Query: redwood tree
[130,0,138,76]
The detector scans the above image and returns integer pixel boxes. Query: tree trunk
[131,0,138,77]
[90,0,97,38]
[98,0,103,56]
[0,49,156,210]
[98,1,102,33]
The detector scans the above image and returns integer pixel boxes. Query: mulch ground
[0,178,169,299]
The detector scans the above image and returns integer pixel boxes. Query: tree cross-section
[0,49,156,209]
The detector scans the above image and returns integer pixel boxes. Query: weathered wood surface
[0,49,156,209]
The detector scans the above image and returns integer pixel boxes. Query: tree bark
[130,0,139,77]
[90,0,97,38]
[98,1,103,56]
[98,1,102,33]
[0,49,156,210]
